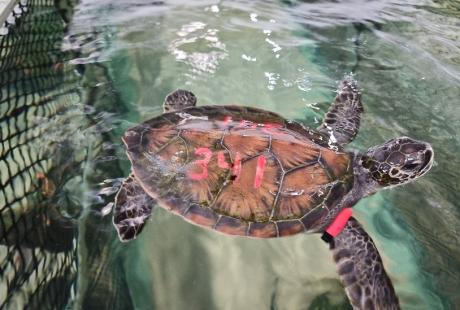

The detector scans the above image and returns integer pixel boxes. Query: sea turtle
[113,76,433,309]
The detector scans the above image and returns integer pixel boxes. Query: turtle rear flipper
[319,75,363,145]
[163,89,197,113]
[329,217,400,310]
[113,175,155,241]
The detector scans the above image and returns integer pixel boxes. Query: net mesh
[0,0,81,308]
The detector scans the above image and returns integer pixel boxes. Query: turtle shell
[123,106,353,238]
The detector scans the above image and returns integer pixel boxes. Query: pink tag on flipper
[325,208,353,238]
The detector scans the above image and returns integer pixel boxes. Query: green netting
[0,0,80,308]
[1,0,134,308]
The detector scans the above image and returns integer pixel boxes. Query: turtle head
[360,137,434,188]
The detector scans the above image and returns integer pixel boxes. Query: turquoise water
[64,0,459,309]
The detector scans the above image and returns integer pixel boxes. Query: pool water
[39,0,460,309]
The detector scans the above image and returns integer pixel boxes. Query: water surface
[66,0,460,309]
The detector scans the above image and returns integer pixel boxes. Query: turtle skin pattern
[332,218,399,309]
[123,106,353,238]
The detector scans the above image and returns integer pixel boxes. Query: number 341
[187,147,267,189]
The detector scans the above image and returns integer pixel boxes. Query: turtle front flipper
[163,89,197,113]
[318,75,363,145]
[113,175,155,242]
[329,217,400,310]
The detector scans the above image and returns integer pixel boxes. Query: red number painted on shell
[185,139,269,187]
[235,120,257,129]
[253,155,266,189]
[261,123,283,133]
[223,116,233,123]
[217,151,231,169]
[187,147,212,181]
[232,152,242,183]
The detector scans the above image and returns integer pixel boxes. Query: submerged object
[114,76,433,309]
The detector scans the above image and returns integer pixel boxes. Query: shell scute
[300,206,326,231]
[276,220,306,237]
[215,216,248,236]
[184,204,218,228]
[179,148,227,204]
[248,222,278,238]
[212,152,280,221]
[155,137,188,165]
[145,127,178,151]
[320,148,350,178]
[285,121,330,148]
[274,164,330,220]
[222,130,270,161]
[270,133,319,171]
[181,128,223,149]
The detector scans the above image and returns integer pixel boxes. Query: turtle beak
[398,137,434,176]
[420,143,434,173]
